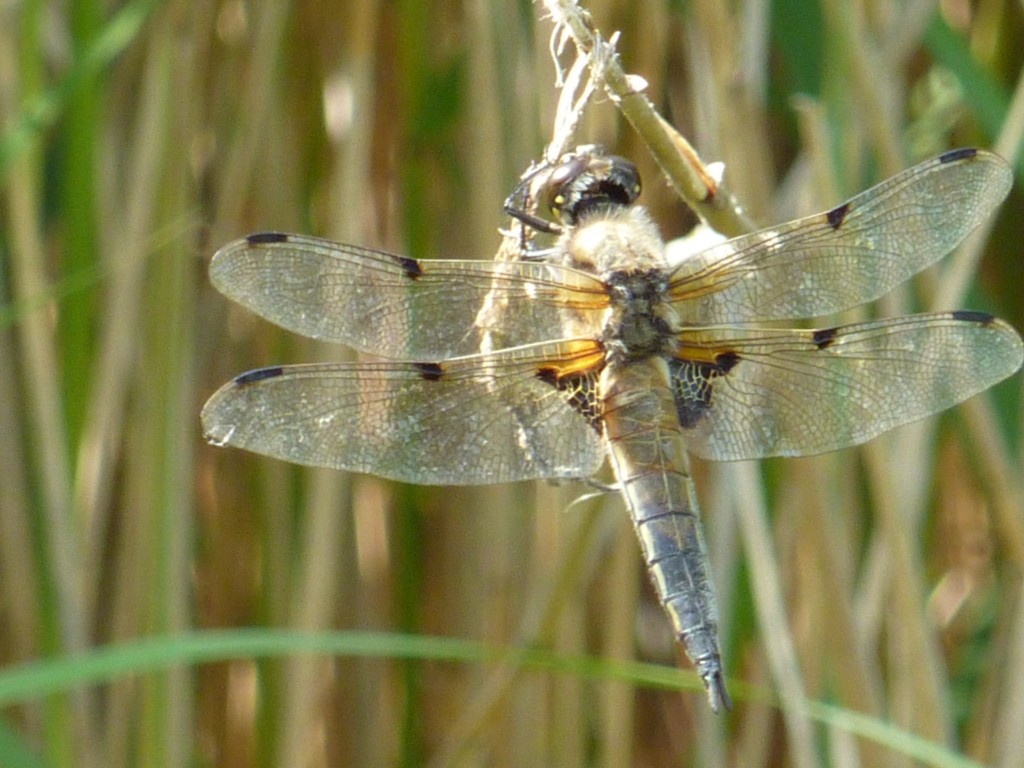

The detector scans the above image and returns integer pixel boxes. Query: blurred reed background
[1,0,1022,766]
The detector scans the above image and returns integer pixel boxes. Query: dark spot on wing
[714,350,740,374]
[396,255,424,279]
[234,366,285,385]
[246,232,289,245]
[950,309,994,325]
[536,368,603,432]
[939,147,977,164]
[414,362,445,381]
[812,326,839,349]
[670,352,741,429]
[535,368,558,385]
[826,202,850,230]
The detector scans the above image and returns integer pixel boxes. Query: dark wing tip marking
[950,309,995,325]
[246,231,290,245]
[826,201,850,230]
[233,366,285,385]
[811,326,839,349]
[396,255,424,279]
[414,362,445,381]
[939,147,978,164]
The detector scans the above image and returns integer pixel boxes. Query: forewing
[201,340,607,484]
[668,149,1012,323]
[210,233,608,359]
[672,312,1024,460]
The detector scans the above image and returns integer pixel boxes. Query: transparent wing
[668,148,1012,323]
[672,311,1024,460]
[201,340,607,484]
[210,233,608,359]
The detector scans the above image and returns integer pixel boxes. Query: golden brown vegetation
[1,0,1022,766]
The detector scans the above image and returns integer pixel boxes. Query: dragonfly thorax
[602,269,678,361]
[562,205,667,272]
[558,203,677,361]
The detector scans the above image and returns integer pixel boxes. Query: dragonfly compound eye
[550,151,642,226]
[505,146,642,234]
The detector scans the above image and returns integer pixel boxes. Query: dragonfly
[202,145,1023,712]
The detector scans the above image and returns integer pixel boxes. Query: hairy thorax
[560,206,680,362]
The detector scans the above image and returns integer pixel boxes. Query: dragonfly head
[505,145,642,235]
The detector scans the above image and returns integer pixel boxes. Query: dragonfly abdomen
[600,359,732,712]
